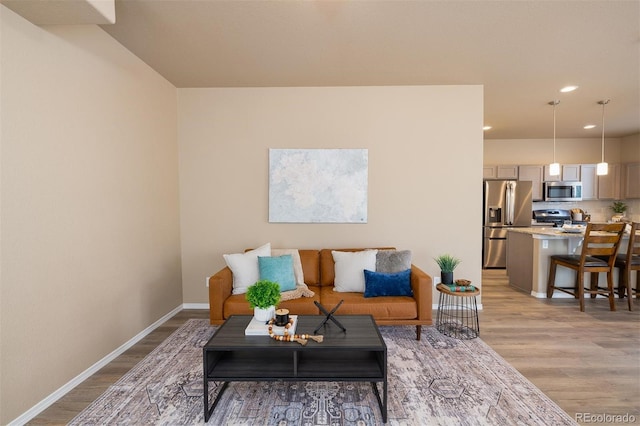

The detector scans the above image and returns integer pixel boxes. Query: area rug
[70,319,577,425]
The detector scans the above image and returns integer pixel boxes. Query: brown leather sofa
[208,248,433,340]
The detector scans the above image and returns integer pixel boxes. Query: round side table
[435,283,480,339]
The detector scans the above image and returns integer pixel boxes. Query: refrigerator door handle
[505,182,513,225]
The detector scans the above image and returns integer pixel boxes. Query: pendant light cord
[553,103,557,163]
[549,100,559,163]
[600,99,609,163]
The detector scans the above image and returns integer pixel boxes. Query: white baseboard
[8,304,185,426]
[183,302,209,310]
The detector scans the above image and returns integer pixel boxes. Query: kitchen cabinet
[562,164,581,181]
[518,165,543,201]
[543,165,560,182]
[624,162,640,199]
[483,166,497,179]
[544,164,580,182]
[497,165,518,179]
[598,163,621,200]
[580,164,598,200]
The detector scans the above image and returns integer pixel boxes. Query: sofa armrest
[208,266,233,324]
[410,264,433,321]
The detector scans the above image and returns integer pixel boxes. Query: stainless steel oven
[543,181,582,202]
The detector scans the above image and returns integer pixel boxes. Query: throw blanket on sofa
[280,283,315,301]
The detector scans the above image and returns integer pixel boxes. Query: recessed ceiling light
[560,85,579,93]
[483,125,492,131]
[583,124,596,129]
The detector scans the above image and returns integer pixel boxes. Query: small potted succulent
[610,201,627,222]
[246,280,281,322]
[434,254,461,285]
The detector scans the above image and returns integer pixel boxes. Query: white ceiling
[5,0,640,140]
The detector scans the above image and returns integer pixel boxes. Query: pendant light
[596,99,610,176]
[548,100,560,176]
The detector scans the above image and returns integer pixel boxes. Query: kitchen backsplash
[533,199,640,223]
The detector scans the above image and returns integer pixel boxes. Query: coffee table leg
[383,379,388,422]
[204,381,229,422]
[371,380,388,423]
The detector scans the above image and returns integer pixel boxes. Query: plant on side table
[434,254,461,285]
[246,279,281,322]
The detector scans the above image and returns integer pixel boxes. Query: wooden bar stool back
[546,222,626,312]
[614,222,640,311]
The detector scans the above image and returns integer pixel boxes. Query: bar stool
[613,222,640,311]
[547,222,626,312]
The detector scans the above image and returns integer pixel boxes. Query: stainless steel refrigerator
[483,180,532,269]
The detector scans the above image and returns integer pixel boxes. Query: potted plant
[246,280,281,322]
[610,201,627,222]
[434,254,461,285]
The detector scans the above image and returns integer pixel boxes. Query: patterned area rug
[70,319,577,425]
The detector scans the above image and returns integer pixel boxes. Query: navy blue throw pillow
[364,269,413,298]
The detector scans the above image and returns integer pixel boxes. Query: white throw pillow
[271,248,305,286]
[332,249,378,293]
[223,243,271,295]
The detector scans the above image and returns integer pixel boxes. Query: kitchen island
[506,227,630,297]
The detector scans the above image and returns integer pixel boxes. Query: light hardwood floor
[28,270,640,425]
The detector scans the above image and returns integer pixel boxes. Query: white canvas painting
[269,149,368,223]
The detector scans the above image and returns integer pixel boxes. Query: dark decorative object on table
[313,300,346,334]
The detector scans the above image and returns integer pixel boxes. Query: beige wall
[483,137,627,165]
[0,6,181,423]
[621,133,640,161]
[178,85,484,306]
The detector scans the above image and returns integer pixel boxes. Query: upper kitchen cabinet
[518,165,543,201]
[484,165,519,179]
[624,162,640,199]
[598,163,621,200]
[483,166,497,179]
[543,164,580,182]
[543,165,559,182]
[562,164,581,181]
[580,164,598,200]
[496,165,519,179]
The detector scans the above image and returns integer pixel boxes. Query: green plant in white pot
[246,279,281,322]
[610,201,627,222]
[434,254,461,285]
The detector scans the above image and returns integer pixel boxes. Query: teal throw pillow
[364,269,412,298]
[258,255,296,292]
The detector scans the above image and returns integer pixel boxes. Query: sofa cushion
[376,249,412,273]
[331,250,378,292]
[320,286,418,320]
[223,243,271,295]
[320,248,395,286]
[258,255,296,292]
[271,248,305,286]
[364,269,413,298]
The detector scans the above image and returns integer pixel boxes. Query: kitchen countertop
[508,227,585,239]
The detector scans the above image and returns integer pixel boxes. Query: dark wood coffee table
[203,315,388,422]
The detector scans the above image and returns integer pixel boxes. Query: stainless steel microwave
[543,181,582,201]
